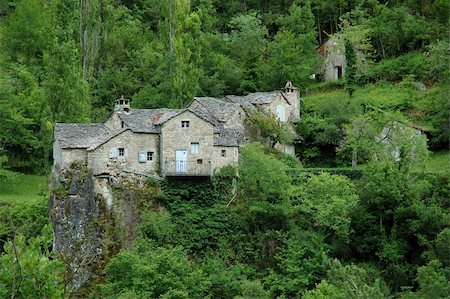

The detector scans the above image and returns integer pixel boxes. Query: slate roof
[214,128,245,147]
[243,91,280,104]
[119,108,184,133]
[193,97,242,123]
[224,96,256,114]
[54,124,125,149]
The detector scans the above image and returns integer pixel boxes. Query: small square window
[191,143,199,155]
[221,150,226,157]
[118,148,125,156]
[181,121,190,128]
[147,151,154,161]
[197,159,203,165]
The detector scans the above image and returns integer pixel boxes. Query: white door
[175,150,187,173]
[276,105,286,122]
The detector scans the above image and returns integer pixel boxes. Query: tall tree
[259,1,319,90]
[344,38,357,97]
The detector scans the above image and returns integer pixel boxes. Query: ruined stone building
[53,82,300,177]
[317,37,367,82]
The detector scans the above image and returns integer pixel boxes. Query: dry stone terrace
[53,82,301,178]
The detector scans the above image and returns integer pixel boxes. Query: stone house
[53,82,300,177]
[318,38,346,81]
[317,38,367,82]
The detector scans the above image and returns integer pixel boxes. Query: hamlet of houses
[53,82,301,178]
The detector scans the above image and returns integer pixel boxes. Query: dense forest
[0,0,449,298]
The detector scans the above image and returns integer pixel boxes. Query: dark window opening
[335,66,343,79]
[118,148,125,156]
[121,121,125,128]
[147,151,154,161]
[197,159,203,165]
[181,121,190,128]
[221,150,226,157]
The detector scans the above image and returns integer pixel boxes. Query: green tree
[304,259,390,299]
[292,173,359,242]
[401,260,450,299]
[0,225,64,298]
[267,230,329,298]
[43,40,90,123]
[259,1,319,90]
[247,110,293,148]
[101,247,211,298]
[344,38,356,97]
[225,12,267,93]
[238,143,291,204]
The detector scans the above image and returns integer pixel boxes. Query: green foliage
[292,173,358,241]
[344,38,357,97]
[0,195,49,241]
[365,52,426,83]
[267,230,329,298]
[247,111,293,148]
[101,247,211,298]
[401,260,450,299]
[238,143,291,203]
[0,225,64,298]
[225,11,267,93]
[304,259,390,299]
[258,2,319,90]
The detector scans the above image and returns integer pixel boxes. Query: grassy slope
[419,151,450,174]
[0,174,49,203]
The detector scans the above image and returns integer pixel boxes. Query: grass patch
[0,174,49,203]
[418,151,450,174]
[302,81,419,113]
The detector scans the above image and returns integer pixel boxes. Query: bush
[364,52,426,83]
[101,247,211,298]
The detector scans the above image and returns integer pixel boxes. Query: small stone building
[53,82,300,177]
[318,39,346,81]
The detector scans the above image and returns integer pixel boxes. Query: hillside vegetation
[0,0,449,298]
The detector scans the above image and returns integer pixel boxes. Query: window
[181,121,190,128]
[118,148,125,156]
[147,151,154,161]
[221,150,226,157]
[109,148,118,158]
[138,151,146,163]
[121,121,125,128]
[191,143,199,155]
[197,159,203,165]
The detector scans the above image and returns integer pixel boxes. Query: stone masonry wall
[161,111,214,175]
[224,106,247,134]
[212,146,239,171]
[60,149,88,167]
[87,130,160,175]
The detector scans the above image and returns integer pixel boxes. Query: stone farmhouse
[53,82,300,178]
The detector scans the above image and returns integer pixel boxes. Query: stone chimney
[115,95,131,114]
[282,81,300,121]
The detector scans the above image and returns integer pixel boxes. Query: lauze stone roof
[55,88,294,150]
[54,124,125,149]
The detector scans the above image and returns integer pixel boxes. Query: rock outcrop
[49,163,155,296]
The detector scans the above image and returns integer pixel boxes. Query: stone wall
[161,111,214,175]
[60,148,88,167]
[324,50,346,81]
[87,130,160,176]
[104,112,123,129]
[283,90,300,121]
[263,94,296,123]
[212,146,239,171]
[224,106,247,134]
